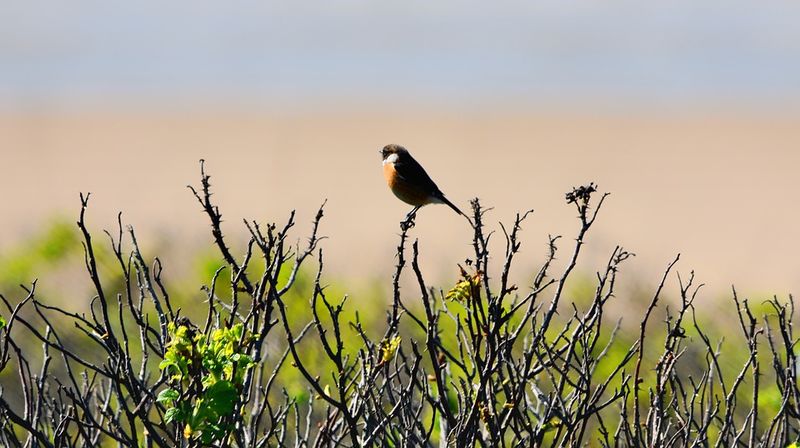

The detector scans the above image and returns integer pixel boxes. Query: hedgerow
[0,161,797,447]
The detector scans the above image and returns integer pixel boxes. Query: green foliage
[379,335,402,363]
[0,219,78,287]
[35,219,77,262]
[158,322,257,444]
[445,266,481,302]
[2,182,799,446]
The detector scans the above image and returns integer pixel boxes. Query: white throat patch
[383,153,399,165]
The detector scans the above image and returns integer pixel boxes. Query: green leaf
[164,407,184,423]
[445,268,482,303]
[156,388,180,404]
[380,336,402,363]
[205,380,238,416]
[201,423,227,444]
[542,416,562,433]
[157,359,174,371]
[0,315,6,330]
[445,279,472,302]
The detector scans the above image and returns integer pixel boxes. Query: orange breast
[383,163,429,206]
[383,162,396,187]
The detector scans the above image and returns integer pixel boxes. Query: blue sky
[2,1,799,108]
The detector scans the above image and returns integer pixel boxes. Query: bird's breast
[383,162,397,187]
[383,161,429,206]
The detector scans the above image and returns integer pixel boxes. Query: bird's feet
[400,207,419,231]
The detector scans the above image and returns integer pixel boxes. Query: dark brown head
[379,144,408,163]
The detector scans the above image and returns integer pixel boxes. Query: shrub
[0,162,797,447]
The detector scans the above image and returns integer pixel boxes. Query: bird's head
[379,144,407,164]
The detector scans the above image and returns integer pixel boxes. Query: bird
[379,144,467,220]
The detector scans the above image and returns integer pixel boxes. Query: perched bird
[380,144,466,218]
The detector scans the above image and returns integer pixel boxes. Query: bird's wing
[393,155,441,195]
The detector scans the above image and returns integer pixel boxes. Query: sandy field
[1,107,798,300]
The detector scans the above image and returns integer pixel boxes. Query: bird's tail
[438,195,463,216]
[438,195,474,226]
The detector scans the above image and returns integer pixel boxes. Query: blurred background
[1,0,799,303]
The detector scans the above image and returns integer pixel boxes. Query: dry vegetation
[0,162,798,447]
